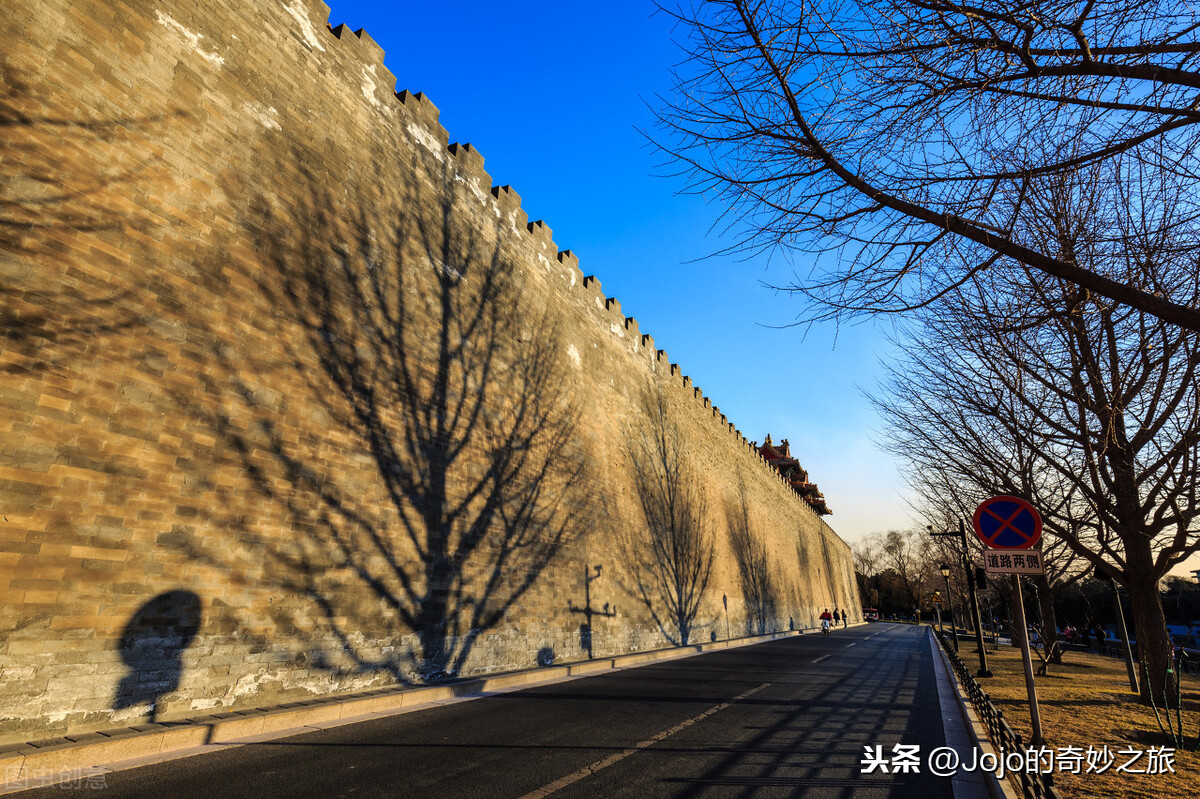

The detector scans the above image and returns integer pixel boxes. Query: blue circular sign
[972,496,1042,550]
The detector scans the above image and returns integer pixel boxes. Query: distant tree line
[855,528,1200,647]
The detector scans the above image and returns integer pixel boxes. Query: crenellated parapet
[447,142,489,184]
[492,185,529,230]
[328,23,387,67]
[396,91,449,146]
[556,249,582,279]
[527,219,555,246]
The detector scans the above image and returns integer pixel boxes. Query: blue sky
[322,0,914,545]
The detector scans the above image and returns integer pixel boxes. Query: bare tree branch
[655,0,1200,329]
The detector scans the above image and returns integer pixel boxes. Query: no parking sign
[972,496,1041,550]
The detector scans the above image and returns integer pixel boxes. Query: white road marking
[845,642,857,648]
[517,682,770,799]
[812,655,830,663]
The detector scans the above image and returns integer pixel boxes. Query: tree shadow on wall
[621,386,713,646]
[0,283,147,376]
[169,154,590,683]
[0,59,184,375]
[726,477,779,635]
[112,590,202,722]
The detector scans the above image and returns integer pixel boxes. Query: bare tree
[627,386,715,645]
[655,1,1200,330]
[870,172,1200,701]
[852,536,881,580]
[852,535,883,610]
[878,529,937,618]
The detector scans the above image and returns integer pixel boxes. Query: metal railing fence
[935,630,1064,799]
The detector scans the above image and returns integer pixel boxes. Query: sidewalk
[928,628,1020,799]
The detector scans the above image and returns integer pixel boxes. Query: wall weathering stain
[0,0,860,743]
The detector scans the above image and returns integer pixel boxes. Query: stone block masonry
[0,0,860,743]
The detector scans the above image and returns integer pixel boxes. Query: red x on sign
[972,496,1042,550]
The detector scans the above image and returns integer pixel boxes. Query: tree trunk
[1124,538,1177,707]
[1033,574,1061,664]
[1126,577,1177,707]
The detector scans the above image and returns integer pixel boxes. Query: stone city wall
[0,0,859,743]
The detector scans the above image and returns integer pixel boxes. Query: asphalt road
[16,624,952,798]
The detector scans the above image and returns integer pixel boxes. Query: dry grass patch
[963,641,1199,799]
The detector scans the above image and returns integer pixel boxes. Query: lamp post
[940,563,960,652]
[929,522,991,676]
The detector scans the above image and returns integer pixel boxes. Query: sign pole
[1010,574,1044,746]
[960,519,991,677]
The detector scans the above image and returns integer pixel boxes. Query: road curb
[1,629,812,792]
[928,630,1020,799]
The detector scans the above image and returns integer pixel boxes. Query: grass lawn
[954,636,1199,799]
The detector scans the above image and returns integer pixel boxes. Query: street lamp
[929,522,991,676]
[940,563,960,652]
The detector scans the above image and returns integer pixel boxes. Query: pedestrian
[832,608,841,627]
